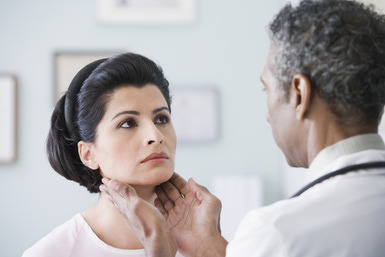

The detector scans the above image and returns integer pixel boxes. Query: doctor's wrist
[195,231,228,257]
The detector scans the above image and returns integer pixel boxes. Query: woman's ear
[289,74,312,120]
[78,141,99,170]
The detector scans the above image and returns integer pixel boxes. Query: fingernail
[102,178,109,184]
[109,180,120,191]
[99,184,106,192]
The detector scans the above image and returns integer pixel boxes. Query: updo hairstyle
[46,53,171,193]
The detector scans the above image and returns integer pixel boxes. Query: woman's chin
[117,169,174,187]
[165,169,174,180]
[156,173,173,184]
[150,170,174,186]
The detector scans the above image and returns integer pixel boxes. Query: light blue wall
[0,0,284,256]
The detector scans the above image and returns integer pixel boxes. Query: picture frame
[171,87,220,143]
[54,51,122,100]
[0,74,17,163]
[97,0,196,25]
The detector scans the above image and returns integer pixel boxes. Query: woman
[23,53,181,257]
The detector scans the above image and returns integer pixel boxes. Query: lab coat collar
[306,133,385,183]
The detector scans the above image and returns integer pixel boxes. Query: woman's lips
[141,152,169,163]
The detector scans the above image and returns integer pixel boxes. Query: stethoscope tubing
[291,161,385,198]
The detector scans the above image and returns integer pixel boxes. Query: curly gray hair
[269,0,385,126]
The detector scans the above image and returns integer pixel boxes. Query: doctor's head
[261,0,385,166]
[47,53,176,193]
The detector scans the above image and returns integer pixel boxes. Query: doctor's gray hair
[269,0,385,126]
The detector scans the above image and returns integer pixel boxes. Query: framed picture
[54,51,122,100]
[171,87,220,143]
[0,74,17,163]
[97,0,196,25]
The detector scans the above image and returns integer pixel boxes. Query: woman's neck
[82,185,157,250]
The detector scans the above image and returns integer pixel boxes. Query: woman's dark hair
[47,53,171,193]
[269,0,385,126]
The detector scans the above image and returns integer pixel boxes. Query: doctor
[100,0,385,256]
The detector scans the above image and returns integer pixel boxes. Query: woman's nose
[146,123,164,145]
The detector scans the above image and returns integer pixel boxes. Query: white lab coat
[227,134,385,257]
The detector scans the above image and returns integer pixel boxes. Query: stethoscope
[291,161,385,198]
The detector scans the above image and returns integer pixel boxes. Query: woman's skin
[77,84,177,250]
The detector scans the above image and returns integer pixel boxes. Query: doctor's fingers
[159,180,186,202]
[154,198,169,218]
[155,185,176,212]
[168,172,191,196]
[100,178,138,211]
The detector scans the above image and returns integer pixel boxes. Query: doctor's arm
[155,173,228,257]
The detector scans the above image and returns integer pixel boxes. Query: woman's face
[81,84,176,187]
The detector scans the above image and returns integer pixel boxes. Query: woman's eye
[155,115,169,124]
[120,119,137,128]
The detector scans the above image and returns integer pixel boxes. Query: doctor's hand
[100,178,177,257]
[155,173,228,257]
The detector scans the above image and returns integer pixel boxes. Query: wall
[0,0,283,256]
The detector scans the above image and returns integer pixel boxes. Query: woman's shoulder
[22,213,85,257]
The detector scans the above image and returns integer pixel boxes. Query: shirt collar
[306,133,385,183]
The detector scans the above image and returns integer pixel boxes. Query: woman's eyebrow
[111,107,169,121]
[153,106,170,114]
[112,110,140,121]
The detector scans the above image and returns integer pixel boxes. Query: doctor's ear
[78,141,99,170]
[289,74,312,120]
